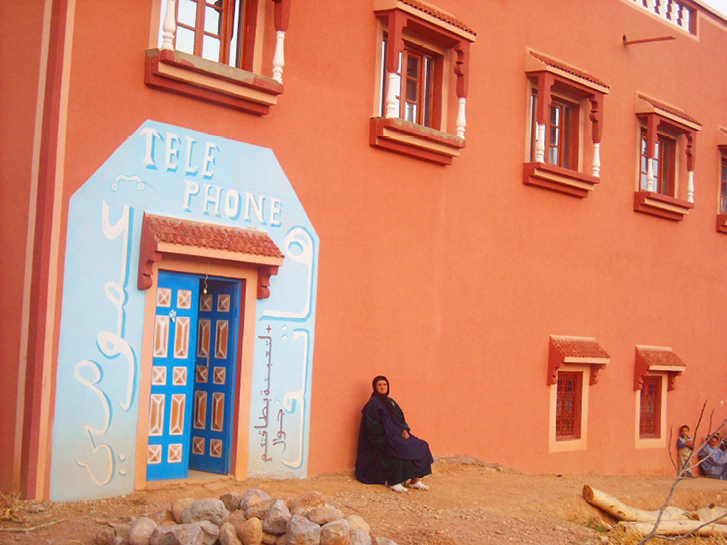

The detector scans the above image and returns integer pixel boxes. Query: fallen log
[582,485,695,522]
[695,506,727,525]
[619,520,727,537]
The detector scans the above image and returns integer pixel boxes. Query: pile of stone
[94,489,399,545]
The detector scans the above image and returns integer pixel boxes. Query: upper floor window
[173,0,255,70]
[145,0,289,115]
[370,0,475,166]
[639,130,675,196]
[380,37,440,128]
[633,94,701,221]
[716,138,727,234]
[529,91,579,170]
[523,50,609,199]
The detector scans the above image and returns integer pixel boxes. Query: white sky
[702,0,727,16]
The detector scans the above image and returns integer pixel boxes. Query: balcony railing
[631,0,696,34]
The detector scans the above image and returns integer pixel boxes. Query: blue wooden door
[189,279,240,474]
[147,271,199,480]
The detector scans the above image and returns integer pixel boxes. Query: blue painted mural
[50,121,318,500]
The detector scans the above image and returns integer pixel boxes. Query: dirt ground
[3,457,727,545]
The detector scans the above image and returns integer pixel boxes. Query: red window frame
[556,371,582,441]
[639,375,662,439]
[640,129,676,196]
[721,157,727,213]
[174,0,257,71]
[381,36,443,129]
[530,90,579,170]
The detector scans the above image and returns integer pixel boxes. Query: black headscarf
[371,375,389,398]
[371,375,401,419]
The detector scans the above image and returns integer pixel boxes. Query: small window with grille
[639,375,662,439]
[556,371,582,441]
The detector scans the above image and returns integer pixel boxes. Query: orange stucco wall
[5,0,727,497]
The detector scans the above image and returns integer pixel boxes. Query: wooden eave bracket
[633,346,686,391]
[633,191,693,221]
[138,217,284,299]
[144,49,283,115]
[523,162,600,198]
[547,336,610,386]
[370,117,465,165]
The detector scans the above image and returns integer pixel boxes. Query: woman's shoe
[406,480,429,490]
[389,483,408,493]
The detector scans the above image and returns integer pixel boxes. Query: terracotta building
[3,0,727,501]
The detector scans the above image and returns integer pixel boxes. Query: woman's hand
[402,430,410,439]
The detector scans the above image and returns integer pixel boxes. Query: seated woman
[698,434,727,479]
[355,375,433,493]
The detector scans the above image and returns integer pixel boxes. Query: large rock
[95,527,116,545]
[171,499,196,524]
[236,517,263,545]
[286,515,321,545]
[373,539,398,545]
[320,519,350,545]
[307,505,343,526]
[349,530,372,545]
[345,516,369,534]
[219,522,243,545]
[289,492,325,517]
[150,523,205,545]
[261,533,278,545]
[263,500,292,535]
[221,492,244,512]
[195,521,220,545]
[245,498,276,520]
[240,489,272,511]
[128,517,157,545]
[181,499,230,526]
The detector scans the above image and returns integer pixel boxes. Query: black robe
[355,395,433,485]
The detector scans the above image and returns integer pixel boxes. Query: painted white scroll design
[281,329,309,469]
[262,227,314,320]
[73,360,114,486]
[73,201,135,486]
[100,201,136,410]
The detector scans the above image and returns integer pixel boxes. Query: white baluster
[645,0,656,14]
[385,72,398,118]
[647,158,655,192]
[535,123,545,163]
[668,0,678,22]
[455,97,466,139]
[272,30,285,84]
[592,142,601,177]
[687,170,695,202]
[161,0,177,51]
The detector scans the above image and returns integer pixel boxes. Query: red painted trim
[716,213,727,234]
[369,117,464,165]
[522,161,600,199]
[22,0,71,500]
[144,49,283,116]
[633,191,693,221]
[273,0,290,32]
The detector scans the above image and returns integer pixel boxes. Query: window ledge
[369,117,465,165]
[144,48,283,115]
[717,213,727,234]
[523,162,600,198]
[633,191,693,221]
